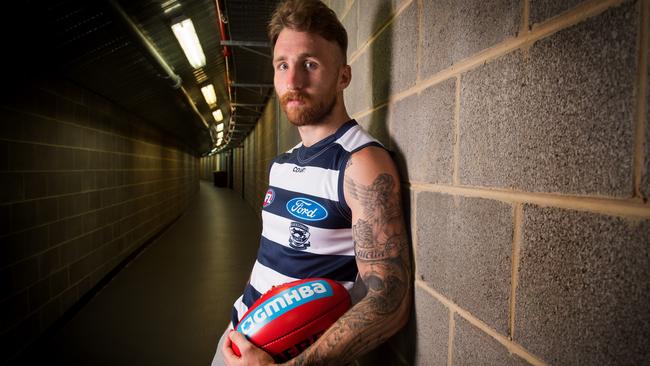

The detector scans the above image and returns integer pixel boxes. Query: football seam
[263,297,348,350]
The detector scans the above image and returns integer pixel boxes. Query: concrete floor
[16,181,260,365]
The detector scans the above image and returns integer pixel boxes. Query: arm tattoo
[289,173,411,366]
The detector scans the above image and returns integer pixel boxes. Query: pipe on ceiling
[106,0,210,131]
[214,0,233,150]
[214,0,232,102]
[107,0,182,89]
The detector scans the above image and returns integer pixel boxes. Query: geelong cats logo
[288,222,311,250]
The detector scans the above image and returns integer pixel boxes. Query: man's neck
[297,107,351,147]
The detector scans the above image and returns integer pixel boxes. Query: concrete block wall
[232,146,244,194]
[199,154,226,181]
[328,0,649,364]
[232,97,298,211]
[228,96,306,207]
[0,78,199,363]
[227,0,649,364]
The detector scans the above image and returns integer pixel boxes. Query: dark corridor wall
[0,78,199,362]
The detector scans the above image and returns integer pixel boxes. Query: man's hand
[222,330,276,366]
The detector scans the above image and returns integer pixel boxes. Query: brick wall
[232,147,244,194]
[232,98,289,211]
[199,154,227,182]
[0,78,199,363]
[228,0,649,364]
[332,0,650,364]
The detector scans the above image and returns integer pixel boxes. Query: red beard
[280,91,336,126]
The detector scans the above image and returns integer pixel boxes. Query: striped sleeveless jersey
[230,120,383,327]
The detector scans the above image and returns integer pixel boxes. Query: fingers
[222,330,235,356]
[223,331,276,366]
[229,330,251,353]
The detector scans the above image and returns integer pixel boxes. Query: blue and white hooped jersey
[231,120,383,327]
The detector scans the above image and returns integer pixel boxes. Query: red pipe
[215,0,231,57]
[215,0,234,146]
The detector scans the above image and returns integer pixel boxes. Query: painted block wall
[199,154,225,181]
[0,79,199,363]
[229,0,650,364]
[230,97,296,211]
[336,0,649,364]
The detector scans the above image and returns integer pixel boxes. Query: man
[212,1,411,365]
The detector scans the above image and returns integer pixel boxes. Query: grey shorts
[210,328,229,366]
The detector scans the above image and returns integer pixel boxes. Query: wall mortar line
[352,0,625,114]
[408,182,650,218]
[340,0,355,21]
[633,0,649,200]
[350,101,389,121]
[509,204,523,340]
[453,76,461,186]
[348,0,414,65]
[415,0,423,84]
[416,280,548,366]
[447,310,455,366]
[0,107,188,153]
[411,191,420,281]
[0,137,187,162]
[521,0,530,35]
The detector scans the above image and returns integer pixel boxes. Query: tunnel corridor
[15,181,259,365]
[2,0,650,365]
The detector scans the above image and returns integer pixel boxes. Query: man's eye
[305,61,317,70]
[277,63,288,71]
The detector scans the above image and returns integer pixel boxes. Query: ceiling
[4,0,279,155]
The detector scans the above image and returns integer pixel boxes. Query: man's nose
[286,67,305,91]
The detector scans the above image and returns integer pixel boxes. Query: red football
[232,278,351,362]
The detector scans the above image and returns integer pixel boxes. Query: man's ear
[338,64,352,91]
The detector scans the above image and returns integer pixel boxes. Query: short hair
[268,0,348,62]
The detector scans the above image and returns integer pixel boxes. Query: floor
[15,181,260,365]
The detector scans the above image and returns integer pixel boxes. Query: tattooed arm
[224,146,411,366]
[286,146,412,366]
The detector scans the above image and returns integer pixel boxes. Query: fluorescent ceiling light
[163,3,181,13]
[171,18,206,69]
[200,84,217,106]
[216,123,224,132]
[217,131,224,139]
[212,109,224,122]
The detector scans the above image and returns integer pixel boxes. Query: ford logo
[286,197,328,221]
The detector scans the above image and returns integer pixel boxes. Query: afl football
[232,278,351,362]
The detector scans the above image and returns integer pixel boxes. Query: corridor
[15,182,260,365]
[2,0,649,364]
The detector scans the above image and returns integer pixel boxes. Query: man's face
[273,29,347,126]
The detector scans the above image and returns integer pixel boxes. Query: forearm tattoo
[288,172,411,366]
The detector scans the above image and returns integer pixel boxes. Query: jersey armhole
[336,142,387,222]
[337,155,353,221]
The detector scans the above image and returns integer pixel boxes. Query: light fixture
[161,0,180,13]
[200,84,217,106]
[216,123,224,132]
[217,138,223,145]
[171,18,206,69]
[217,131,224,139]
[212,109,224,122]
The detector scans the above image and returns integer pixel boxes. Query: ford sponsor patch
[286,197,328,221]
